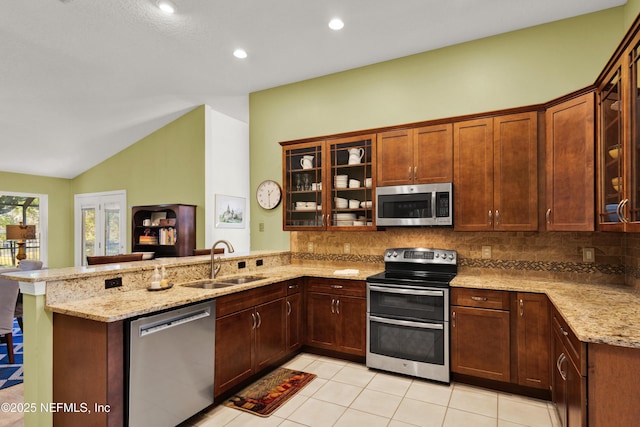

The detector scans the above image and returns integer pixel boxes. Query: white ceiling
[1,0,625,179]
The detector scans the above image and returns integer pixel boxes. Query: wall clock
[256,180,282,210]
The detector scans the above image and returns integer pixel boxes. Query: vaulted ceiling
[1,0,626,178]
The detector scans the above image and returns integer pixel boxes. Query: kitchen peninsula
[3,251,640,426]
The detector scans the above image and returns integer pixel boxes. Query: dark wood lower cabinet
[588,343,640,426]
[214,283,287,397]
[451,289,551,397]
[214,307,255,396]
[52,314,123,427]
[551,307,586,427]
[451,305,511,382]
[305,278,366,357]
[286,290,302,352]
[254,298,287,372]
[516,292,550,389]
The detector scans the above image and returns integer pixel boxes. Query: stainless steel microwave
[376,183,453,227]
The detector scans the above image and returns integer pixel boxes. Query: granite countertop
[453,274,640,349]
[45,264,382,323]
[6,254,640,350]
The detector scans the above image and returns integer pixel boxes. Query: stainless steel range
[366,247,457,383]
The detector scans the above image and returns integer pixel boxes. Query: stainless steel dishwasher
[126,300,216,427]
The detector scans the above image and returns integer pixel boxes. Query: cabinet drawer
[306,278,366,297]
[285,279,302,295]
[452,288,510,310]
[216,282,286,318]
[552,307,586,375]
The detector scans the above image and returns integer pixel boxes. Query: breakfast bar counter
[3,251,640,348]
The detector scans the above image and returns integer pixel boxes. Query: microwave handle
[431,190,436,218]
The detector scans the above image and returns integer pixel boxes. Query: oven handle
[369,315,444,330]
[368,285,444,297]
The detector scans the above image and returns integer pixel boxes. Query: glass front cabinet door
[282,141,325,229]
[598,66,624,230]
[597,32,640,231]
[281,135,377,231]
[326,134,376,230]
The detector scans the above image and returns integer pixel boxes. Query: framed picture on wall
[215,194,246,229]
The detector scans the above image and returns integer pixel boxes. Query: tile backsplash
[291,229,634,287]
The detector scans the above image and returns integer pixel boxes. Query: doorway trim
[74,190,127,267]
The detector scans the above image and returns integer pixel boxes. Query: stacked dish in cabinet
[328,136,375,229]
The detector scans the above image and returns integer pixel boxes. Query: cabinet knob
[495,210,500,226]
[488,210,493,226]
[330,285,343,289]
[471,296,488,302]
[546,208,551,224]
[519,299,524,317]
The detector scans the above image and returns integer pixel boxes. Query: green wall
[0,172,72,268]
[73,106,207,253]
[1,106,206,267]
[249,8,629,251]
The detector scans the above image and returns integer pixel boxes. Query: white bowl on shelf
[349,199,360,208]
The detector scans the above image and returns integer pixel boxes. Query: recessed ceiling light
[157,0,175,15]
[328,18,344,31]
[233,49,248,59]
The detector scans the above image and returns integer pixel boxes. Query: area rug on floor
[0,319,23,390]
[225,368,316,417]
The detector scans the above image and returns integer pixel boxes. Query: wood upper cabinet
[305,278,366,357]
[281,135,376,230]
[453,118,494,230]
[596,30,640,231]
[454,112,538,231]
[546,92,595,231]
[515,292,550,390]
[451,288,511,382]
[377,124,453,186]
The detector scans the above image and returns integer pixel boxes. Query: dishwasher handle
[139,307,212,337]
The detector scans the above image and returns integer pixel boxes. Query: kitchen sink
[183,275,266,289]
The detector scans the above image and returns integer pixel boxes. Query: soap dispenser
[150,266,161,289]
[160,265,169,288]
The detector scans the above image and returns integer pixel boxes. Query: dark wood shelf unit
[131,204,196,258]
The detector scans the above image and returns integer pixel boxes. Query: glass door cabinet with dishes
[597,29,640,231]
[281,135,376,230]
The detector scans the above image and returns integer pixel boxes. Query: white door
[74,191,126,266]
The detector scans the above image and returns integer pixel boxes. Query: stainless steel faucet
[211,240,235,279]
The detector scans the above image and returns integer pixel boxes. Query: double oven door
[367,282,450,383]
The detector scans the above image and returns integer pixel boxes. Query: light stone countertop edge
[29,262,640,350]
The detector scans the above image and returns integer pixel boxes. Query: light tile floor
[189,353,562,427]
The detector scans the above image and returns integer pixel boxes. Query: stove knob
[392,251,398,258]
[386,251,393,258]
[449,254,455,260]
[435,253,440,258]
